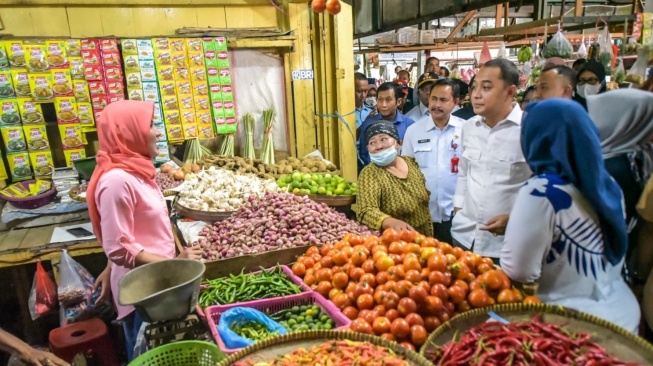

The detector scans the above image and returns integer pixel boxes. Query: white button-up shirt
[451,103,532,258]
[402,114,465,223]
[406,102,429,122]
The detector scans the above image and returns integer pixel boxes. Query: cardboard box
[7,152,32,181]
[0,100,22,126]
[1,126,27,153]
[17,99,44,125]
[29,151,54,178]
[22,125,49,152]
[54,97,79,124]
[58,124,83,150]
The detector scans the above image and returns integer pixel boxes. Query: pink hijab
[86,100,155,243]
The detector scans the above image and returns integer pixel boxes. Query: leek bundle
[260,108,275,165]
[219,117,240,157]
[242,113,255,160]
[183,138,212,165]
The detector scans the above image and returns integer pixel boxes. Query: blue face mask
[370,146,398,166]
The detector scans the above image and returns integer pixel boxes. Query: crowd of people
[354,56,653,336]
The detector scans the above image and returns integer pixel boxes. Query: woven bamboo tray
[420,303,653,364]
[68,184,86,203]
[308,194,356,207]
[217,330,431,366]
[174,202,234,223]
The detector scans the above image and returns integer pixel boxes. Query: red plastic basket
[195,265,311,322]
[207,291,351,354]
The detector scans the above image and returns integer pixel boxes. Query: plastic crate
[207,291,351,354]
[128,341,225,366]
[195,265,311,322]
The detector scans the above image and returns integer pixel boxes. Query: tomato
[329,288,342,301]
[342,306,359,320]
[429,271,451,286]
[451,247,465,259]
[341,246,353,258]
[332,251,348,266]
[375,255,394,272]
[420,268,431,281]
[428,254,448,272]
[417,281,431,294]
[446,254,457,264]
[447,285,466,304]
[390,318,410,339]
[479,270,503,291]
[408,285,428,304]
[363,236,380,248]
[439,242,453,255]
[349,267,365,282]
[420,247,437,262]
[316,281,333,297]
[468,288,491,308]
[476,263,493,274]
[438,312,450,323]
[497,288,517,304]
[361,259,376,274]
[496,269,511,290]
[404,243,421,255]
[430,283,449,300]
[453,279,469,293]
[457,300,471,312]
[316,268,333,283]
[424,296,444,315]
[388,242,403,255]
[372,317,391,335]
[304,274,317,286]
[405,269,422,284]
[410,325,428,346]
[444,300,455,316]
[394,280,413,298]
[523,296,541,304]
[360,309,377,325]
[351,250,368,266]
[384,280,397,292]
[320,243,333,256]
[385,309,400,322]
[356,293,374,310]
[424,316,441,332]
[382,228,400,244]
[405,313,424,327]
[306,246,320,256]
[373,304,387,316]
[373,289,387,305]
[383,291,400,310]
[459,254,475,269]
[334,240,347,250]
[332,293,351,309]
[381,333,396,342]
[360,273,376,287]
[351,318,373,334]
[387,265,405,281]
[372,244,387,254]
[469,278,483,291]
[349,234,364,246]
[332,272,348,289]
[353,282,374,300]
[310,254,322,264]
[512,288,524,302]
[403,256,421,271]
[390,253,404,265]
[414,234,425,245]
[421,237,439,248]
[400,342,416,351]
[397,298,418,316]
[291,262,306,277]
[399,228,417,243]
[376,271,389,285]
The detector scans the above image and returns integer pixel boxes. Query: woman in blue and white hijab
[500,99,639,333]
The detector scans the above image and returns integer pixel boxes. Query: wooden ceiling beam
[446,10,478,42]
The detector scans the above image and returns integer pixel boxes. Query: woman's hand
[480,214,509,236]
[93,263,111,305]
[382,217,415,232]
[177,246,204,260]
[16,346,69,366]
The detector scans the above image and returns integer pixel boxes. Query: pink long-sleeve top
[95,169,175,319]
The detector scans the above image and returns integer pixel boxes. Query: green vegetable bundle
[230,321,279,341]
[260,108,275,165]
[199,265,302,307]
[518,46,533,63]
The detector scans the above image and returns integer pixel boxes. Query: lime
[310,186,318,194]
[317,187,326,194]
[334,188,344,195]
[297,316,305,322]
[305,315,313,322]
[344,189,352,195]
[326,190,333,196]
[292,188,300,194]
[288,318,297,326]
[305,309,314,316]
[301,181,310,189]
[320,315,329,322]
[292,172,302,181]
[324,323,333,330]
[291,181,300,189]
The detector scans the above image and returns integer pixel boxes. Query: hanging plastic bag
[28,261,58,320]
[578,36,588,58]
[497,41,507,59]
[598,29,614,73]
[625,48,649,85]
[57,250,94,306]
[542,30,573,59]
[613,58,625,84]
[479,42,492,65]
[59,301,90,326]
[218,307,288,349]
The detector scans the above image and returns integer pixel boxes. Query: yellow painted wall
[0,5,277,37]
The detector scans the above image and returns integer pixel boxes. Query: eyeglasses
[577,78,601,86]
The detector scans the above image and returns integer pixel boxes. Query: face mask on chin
[370,146,398,167]
[365,96,377,108]
[577,83,602,98]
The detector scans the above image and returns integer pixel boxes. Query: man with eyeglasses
[573,61,607,110]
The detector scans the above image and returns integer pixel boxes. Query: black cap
[417,72,439,88]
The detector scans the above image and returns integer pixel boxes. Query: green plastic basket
[128,341,226,366]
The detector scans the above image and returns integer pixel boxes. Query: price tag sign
[292,69,314,81]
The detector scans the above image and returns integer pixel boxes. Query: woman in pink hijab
[87,100,202,361]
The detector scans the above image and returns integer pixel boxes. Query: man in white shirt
[403,79,466,244]
[451,58,532,261]
[406,72,439,122]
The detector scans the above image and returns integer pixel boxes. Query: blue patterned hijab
[521,99,627,265]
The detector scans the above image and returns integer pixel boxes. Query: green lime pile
[277,171,357,196]
[269,305,335,331]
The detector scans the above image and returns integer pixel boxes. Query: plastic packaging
[542,30,573,59]
[613,58,625,84]
[479,42,492,65]
[57,249,94,306]
[217,307,287,349]
[625,48,649,85]
[28,261,58,320]
[598,30,614,72]
[578,36,588,58]
[497,41,507,59]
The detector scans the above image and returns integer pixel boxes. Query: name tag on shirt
[418,139,430,144]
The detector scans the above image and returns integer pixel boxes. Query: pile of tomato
[291,229,540,351]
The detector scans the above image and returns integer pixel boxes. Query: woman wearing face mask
[356,121,433,236]
[573,60,607,109]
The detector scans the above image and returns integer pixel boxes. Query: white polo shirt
[402,114,465,223]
